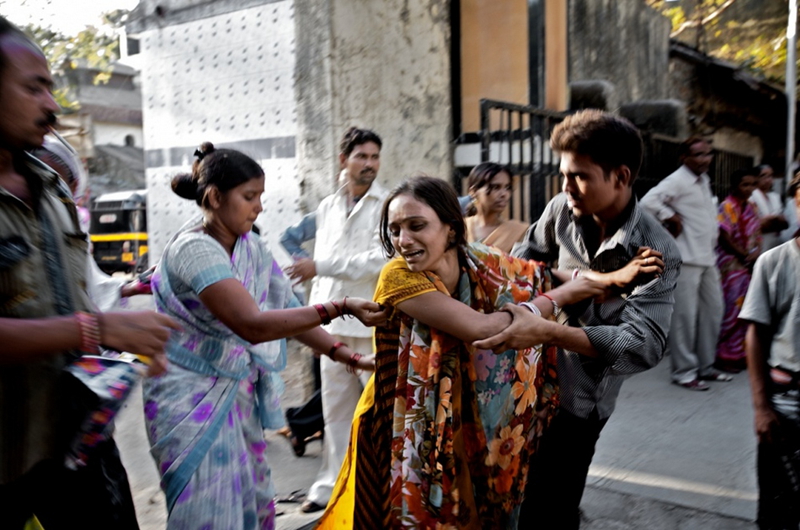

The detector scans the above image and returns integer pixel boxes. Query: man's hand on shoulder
[286,258,317,282]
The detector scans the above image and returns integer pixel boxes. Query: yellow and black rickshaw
[90,189,148,274]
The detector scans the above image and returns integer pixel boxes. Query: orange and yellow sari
[319,243,558,529]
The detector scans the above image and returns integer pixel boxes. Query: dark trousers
[756,398,800,530]
[0,439,139,529]
[519,408,608,529]
[286,388,324,441]
[285,356,324,441]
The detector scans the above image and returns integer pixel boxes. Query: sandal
[674,379,709,391]
[275,489,306,504]
[289,434,306,457]
[699,371,733,382]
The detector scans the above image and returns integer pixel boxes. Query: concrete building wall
[568,0,670,104]
[93,122,144,148]
[131,0,301,264]
[296,0,453,207]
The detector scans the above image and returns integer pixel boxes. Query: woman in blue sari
[143,142,386,529]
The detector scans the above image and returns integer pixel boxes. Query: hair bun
[171,172,199,201]
[193,141,216,161]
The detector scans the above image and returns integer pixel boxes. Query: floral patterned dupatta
[346,242,558,529]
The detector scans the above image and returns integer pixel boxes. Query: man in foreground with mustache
[0,16,179,528]
[284,127,388,513]
[475,109,681,529]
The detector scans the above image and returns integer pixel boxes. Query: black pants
[285,356,324,442]
[0,439,139,530]
[756,388,800,530]
[286,388,324,442]
[519,408,608,529]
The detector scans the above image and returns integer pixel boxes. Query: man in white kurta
[640,137,726,390]
[750,164,787,252]
[286,128,388,512]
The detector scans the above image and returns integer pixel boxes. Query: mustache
[37,114,58,128]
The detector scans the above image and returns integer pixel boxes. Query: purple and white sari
[144,218,299,529]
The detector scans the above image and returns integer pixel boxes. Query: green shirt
[0,153,93,483]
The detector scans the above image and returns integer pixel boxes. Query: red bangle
[330,299,343,319]
[327,341,347,360]
[75,311,100,354]
[314,304,331,325]
[346,352,363,374]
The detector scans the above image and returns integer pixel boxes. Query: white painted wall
[93,122,144,147]
[137,1,300,265]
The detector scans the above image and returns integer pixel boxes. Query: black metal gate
[460,100,754,223]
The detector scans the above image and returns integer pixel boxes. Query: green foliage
[646,0,792,85]
[12,10,129,113]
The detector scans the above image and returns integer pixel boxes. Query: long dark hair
[171,142,264,206]
[379,175,467,258]
[465,162,512,217]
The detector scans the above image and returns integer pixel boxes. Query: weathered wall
[568,0,670,104]
[296,0,453,206]
[129,0,301,264]
[666,43,785,165]
[93,122,144,148]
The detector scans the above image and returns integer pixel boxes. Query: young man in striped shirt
[476,109,681,529]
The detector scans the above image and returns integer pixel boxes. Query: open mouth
[403,249,424,260]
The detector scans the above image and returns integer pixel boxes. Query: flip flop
[674,379,709,391]
[275,490,306,503]
[699,371,734,382]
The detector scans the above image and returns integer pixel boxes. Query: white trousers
[668,264,724,383]
[306,334,372,505]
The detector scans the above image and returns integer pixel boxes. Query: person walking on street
[478,109,681,529]
[283,127,388,513]
[0,16,179,528]
[640,136,729,390]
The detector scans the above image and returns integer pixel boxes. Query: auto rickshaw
[90,189,148,274]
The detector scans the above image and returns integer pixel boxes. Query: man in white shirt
[750,164,788,251]
[641,137,729,390]
[286,127,388,512]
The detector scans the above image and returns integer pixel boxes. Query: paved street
[115,293,758,529]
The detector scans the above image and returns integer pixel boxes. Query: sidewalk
[116,354,758,529]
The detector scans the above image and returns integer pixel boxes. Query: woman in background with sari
[143,143,387,529]
[319,176,607,529]
[715,167,762,373]
[464,162,529,253]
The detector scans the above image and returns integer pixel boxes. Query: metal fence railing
[458,101,754,223]
[472,98,565,224]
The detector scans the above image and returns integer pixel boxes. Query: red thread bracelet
[540,293,561,317]
[75,311,100,354]
[330,299,343,319]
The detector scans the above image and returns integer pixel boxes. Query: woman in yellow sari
[464,163,529,253]
[319,177,604,529]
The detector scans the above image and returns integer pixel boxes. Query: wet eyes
[389,223,425,237]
